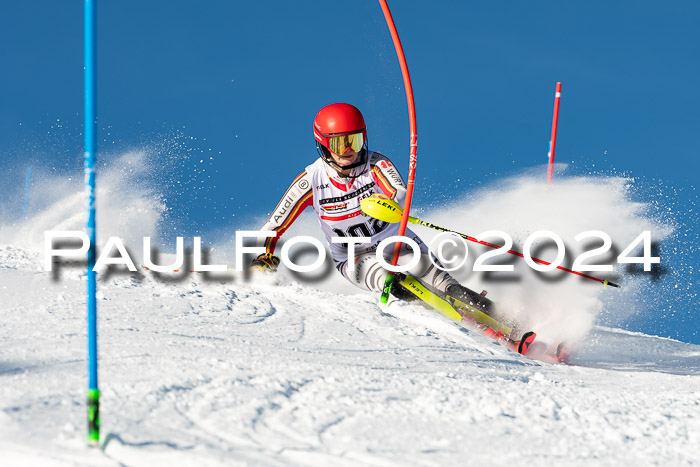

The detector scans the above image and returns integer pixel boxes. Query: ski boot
[444,283,497,318]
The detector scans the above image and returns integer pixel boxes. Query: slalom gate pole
[378,0,418,304]
[84,0,100,445]
[22,167,32,219]
[547,82,562,184]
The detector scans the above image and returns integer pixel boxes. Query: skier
[250,103,495,316]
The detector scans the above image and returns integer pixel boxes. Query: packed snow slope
[1,247,699,467]
[1,155,697,465]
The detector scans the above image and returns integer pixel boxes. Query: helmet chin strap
[317,143,369,179]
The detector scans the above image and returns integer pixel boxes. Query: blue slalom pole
[22,167,32,219]
[84,0,100,445]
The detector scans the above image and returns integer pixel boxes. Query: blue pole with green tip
[84,0,100,445]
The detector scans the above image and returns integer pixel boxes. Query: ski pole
[361,197,620,288]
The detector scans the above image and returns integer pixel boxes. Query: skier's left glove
[250,253,281,273]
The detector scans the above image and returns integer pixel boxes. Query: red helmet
[314,103,368,172]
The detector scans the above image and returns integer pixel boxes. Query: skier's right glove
[250,253,281,273]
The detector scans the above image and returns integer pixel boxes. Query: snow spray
[417,172,674,347]
[22,167,32,219]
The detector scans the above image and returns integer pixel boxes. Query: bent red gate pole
[378,0,418,304]
[547,82,562,184]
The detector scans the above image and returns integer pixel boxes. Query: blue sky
[1,2,698,340]
[2,2,698,205]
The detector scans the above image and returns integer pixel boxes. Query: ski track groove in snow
[1,246,699,466]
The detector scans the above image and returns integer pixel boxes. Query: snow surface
[2,246,699,466]
[1,154,696,465]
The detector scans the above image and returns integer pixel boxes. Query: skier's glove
[250,253,281,273]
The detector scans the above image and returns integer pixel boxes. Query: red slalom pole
[547,82,562,184]
[378,0,418,304]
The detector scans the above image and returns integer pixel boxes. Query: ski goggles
[327,132,365,155]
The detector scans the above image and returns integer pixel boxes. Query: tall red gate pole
[547,82,562,184]
[378,0,418,304]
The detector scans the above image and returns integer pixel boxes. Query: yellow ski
[398,276,512,334]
